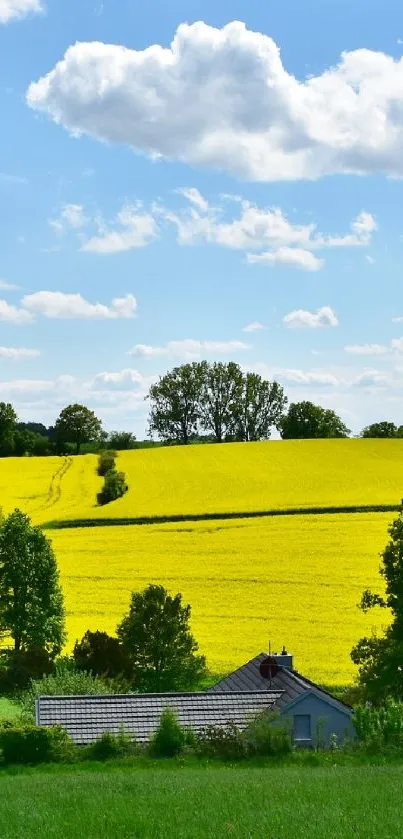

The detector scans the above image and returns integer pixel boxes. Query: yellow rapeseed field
[50,512,392,685]
[1,438,402,525]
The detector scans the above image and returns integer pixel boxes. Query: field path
[44,457,73,508]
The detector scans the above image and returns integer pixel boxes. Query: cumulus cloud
[92,369,145,389]
[0,299,33,324]
[283,306,339,329]
[26,21,403,182]
[242,321,265,332]
[0,0,43,23]
[247,247,324,272]
[276,368,341,386]
[82,204,158,254]
[22,291,137,320]
[0,279,19,291]
[129,339,251,360]
[0,346,40,360]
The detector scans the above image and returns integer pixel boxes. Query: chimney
[271,646,293,671]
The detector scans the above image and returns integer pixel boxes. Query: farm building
[36,650,355,748]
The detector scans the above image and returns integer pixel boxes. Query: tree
[117,584,207,692]
[351,509,403,702]
[73,630,130,680]
[199,361,243,442]
[280,401,350,439]
[148,363,205,445]
[236,374,287,442]
[106,431,137,450]
[55,404,102,454]
[0,510,65,656]
[0,403,17,457]
[361,422,399,439]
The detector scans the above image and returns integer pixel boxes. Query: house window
[293,714,311,742]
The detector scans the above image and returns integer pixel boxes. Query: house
[36,649,355,748]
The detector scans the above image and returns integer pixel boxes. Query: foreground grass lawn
[0,698,20,722]
[0,763,402,838]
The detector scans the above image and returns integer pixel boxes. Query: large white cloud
[27,21,403,181]
[0,0,43,23]
[0,299,33,324]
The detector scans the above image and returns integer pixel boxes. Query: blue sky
[0,0,403,436]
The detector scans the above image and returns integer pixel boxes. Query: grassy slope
[0,763,402,838]
[1,439,403,525]
[51,512,391,683]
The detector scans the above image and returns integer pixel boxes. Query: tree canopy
[361,422,403,439]
[0,402,17,457]
[148,362,286,444]
[55,403,103,454]
[280,401,350,439]
[0,510,65,656]
[117,584,207,692]
[351,509,403,702]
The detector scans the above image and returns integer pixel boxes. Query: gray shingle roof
[208,653,352,711]
[36,691,283,745]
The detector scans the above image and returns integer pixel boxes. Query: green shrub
[355,699,403,751]
[196,722,247,761]
[84,729,136,761]
[0,724,74,765]
[0,647,54,695]
[149,708,186,757]
[19,661,114,720]
[97,450,117,477]
[97,469,128,506]
[245,711,292,756]
[73,630,131,680]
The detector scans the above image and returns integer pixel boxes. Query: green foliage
[196,722,247,760]
[84,729,136,761]
[73,630,130,680]
[148,363,206,445]
[97,450,117,477]
[55,403,103,455]
[97,468,128,505]
[0,724,73,765]
[19,661,113,719]
[245,711,292,756]
[0,646,54,695]
[361,421,403,439]
[352,509,403,701]
[0,510,66,656]
[149,708,186,757]
[117,584,207,692]
[106,432,137,451]
[280,401,350,439]
[0,402,17,457]
[354,699,403,751]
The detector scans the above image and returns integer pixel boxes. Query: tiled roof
[36,691,283,745]
[208,653,352,710]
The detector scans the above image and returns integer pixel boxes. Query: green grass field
[0,762,401,838]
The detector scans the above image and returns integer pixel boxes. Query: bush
[84,729,136,761]
[73,630,131,680]
[196,722,247,761]
[19,660,114,720]
[355,699,403,751]
[0,724,74,765]
[149,708,186,757]
[245,712,292,756]
[97,450,117,477]
[97,469,128,506]
[0,647,55,695]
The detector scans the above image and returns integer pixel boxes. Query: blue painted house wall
[280,689,355,747]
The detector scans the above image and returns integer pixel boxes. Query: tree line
[1,361,403,458]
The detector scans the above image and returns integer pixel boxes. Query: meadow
[0,439,400,685]
[0,762,402,839]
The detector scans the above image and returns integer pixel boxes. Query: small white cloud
[353,369,390,388]
[345,343,389,355]
[242,321,265,333]
[283,306,338,329]
[61,203,88,229]
[0,279,19,291]
[247,247,324,272]
[0,299,33,324]
[82,205,158,254]
[0,346,40,360]
[129,339,251,360]
[276,368,341,386]
[175,188,209,213]
[92,369,144,389]
[22,291,137,320]
[0,0,43,23]
[365,255,376,264]
[0,172,27,183]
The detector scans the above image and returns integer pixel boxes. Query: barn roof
[208,652,352,711]
[36,690,283,745]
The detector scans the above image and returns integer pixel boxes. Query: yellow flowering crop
[50,512,392,686]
